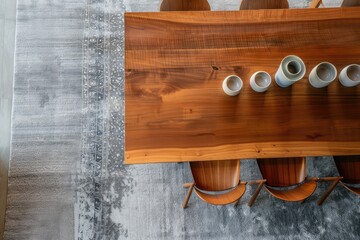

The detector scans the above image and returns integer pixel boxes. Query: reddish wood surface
[189,160,246,205]
[194,184,246,205]
[256,157,316,202]
[342,0,360,7]
[240,0,289,9]
[125,8,360,164]
[309,0,322,8]
[256,157,306,187]
[190,160,240,191]
[160,0,210,11]
[265,181,317,202]
[334,156,360,184]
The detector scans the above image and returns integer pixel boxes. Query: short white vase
[339,64,360,87]
[222,75,243,96]
[309,62,337,88]
[250,71,272,93]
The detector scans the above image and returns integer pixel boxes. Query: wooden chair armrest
[306,177,343,182]
[306,177,320,181]
[247,179,267,185]
[317,176,343,182]
[309,0,322,8]
[183,182,194,188]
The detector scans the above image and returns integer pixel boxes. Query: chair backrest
[240,0,289,10]
[334,156,360,184]
[190,160,240,191]
[160,0,210,11]
[257,157,306,187]
[342,0,360,7]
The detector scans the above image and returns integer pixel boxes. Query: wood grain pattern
[256,157,317,202]
[334,156,360,184]
[244,0,315,205]
[265,181,317,202]
[240,0,289,9]
[160,0,210,11]
[190,160,240,191]
[125,8,360,164]
[309,0,322,8]
[342,0,360,7]
[194,184,246,205]
[188,159,246,206]
[256,157,306,187]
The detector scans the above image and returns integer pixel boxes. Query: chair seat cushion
[265,181,317,202]
[341,182,360,196]
[194,184,246,205]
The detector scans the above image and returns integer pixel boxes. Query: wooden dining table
[124,7,360,164]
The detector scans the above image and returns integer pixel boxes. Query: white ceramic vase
[222,75,243,96]
[309,62,337,88]
[339,64,360,87]
[250,71,272,93]
[275,55,306,88]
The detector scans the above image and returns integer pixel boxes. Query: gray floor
[4,0,360,240]
[4,1,83,239]
[0,0,16,237]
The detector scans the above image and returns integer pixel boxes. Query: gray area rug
[5,0,84,239]
[5,0,360,239]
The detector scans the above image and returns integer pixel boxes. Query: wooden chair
[256,157,317,202]
[256,157,342,205]
[341,0,360,7]
[309,0,360,8]
[334,156,360,196]
[182,160,266,208]
[240,0,289,10]
[160,0,210,11]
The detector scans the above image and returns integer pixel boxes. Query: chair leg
[300,197,308,204]
[317,179,341,205]
[233,198,240,207]
[182,183,195,209]
[248,180,266,207]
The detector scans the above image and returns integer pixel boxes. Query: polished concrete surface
[3,0,360,240]
[0,0,16,237]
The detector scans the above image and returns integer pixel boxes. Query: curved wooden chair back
[310,0,360,8]
[190,160,240,191]
[342,0,360,7]
[334,156,360,184]
[240,0,289,10]
[257,157,306,187]
[160,0,210,11]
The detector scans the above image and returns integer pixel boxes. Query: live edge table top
[124,8,360,164]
